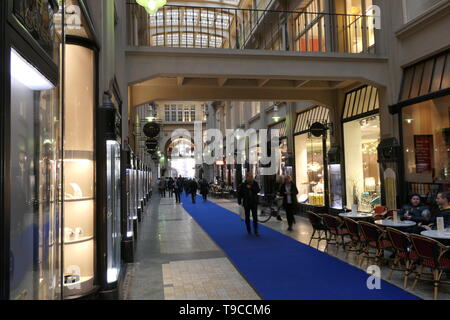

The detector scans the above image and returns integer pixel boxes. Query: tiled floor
[121,192,450,300]
[120,191,260,300]
[162,258,259,300]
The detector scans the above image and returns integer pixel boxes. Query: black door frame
[1,0,60,300]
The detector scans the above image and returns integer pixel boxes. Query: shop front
[1,0,63,300]
[342,85,381,212]
[1,0,126,300]
[390,49,450,206]
[294,106,330,213]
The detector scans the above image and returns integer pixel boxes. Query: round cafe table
[420,230,450,246]
[339,212,373,219]
[375,220,416,228]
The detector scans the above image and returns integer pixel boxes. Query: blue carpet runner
[182,195,419,300]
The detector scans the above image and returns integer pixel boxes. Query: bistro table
[375,220,416,228]
[420,229,450,246]
[339,212,373,219]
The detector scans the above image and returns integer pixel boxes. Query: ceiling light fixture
[11,48,54,91]
[272,103,281,122]
[136,0,167,14]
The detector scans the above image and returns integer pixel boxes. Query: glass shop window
[295,133,330,206]
[402,96,450,201]
[343,114,381,212]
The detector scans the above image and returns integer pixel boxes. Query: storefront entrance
[293,106,330,210]
[342,85,381,212]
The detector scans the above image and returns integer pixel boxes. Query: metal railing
[126,3,377,54]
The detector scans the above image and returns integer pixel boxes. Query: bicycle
[257,194,283,223]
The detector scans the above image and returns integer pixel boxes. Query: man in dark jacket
[174,177,183,203]
[423,192,450,230]
[167,177,174,198]
[173,177,180,203]
[189,179,198,204]
[199,178,209,201]
[279,176,298,231]
[238,173,261,236]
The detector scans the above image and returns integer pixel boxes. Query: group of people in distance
[398,191,450,233]
[157,176,210,204]
[159,172,450,238]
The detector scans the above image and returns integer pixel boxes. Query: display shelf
[64,197,94,202]
[63,276,95,298]
[65,236,94,245]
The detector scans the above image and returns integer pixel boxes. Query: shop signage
[309,122,327,137]
[414,135,433,174]
[143,122,161,138]
[13,0,59,56]
[145,138,158,149]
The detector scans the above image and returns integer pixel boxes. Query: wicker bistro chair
[320,214,351,252]
[409,234,450,300]
[386,227,418,288]
[342,217,365,257]
[358,221,393,266]
[222,187,231,199]
[372,205,388,221]
[306,211,328,249]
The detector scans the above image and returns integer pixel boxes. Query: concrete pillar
[285,102,296,154]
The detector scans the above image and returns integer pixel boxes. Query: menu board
[414,135,433,173]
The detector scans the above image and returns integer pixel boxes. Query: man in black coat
[167,177,175,198]
[238,173,261,236]
[189,179,198,204]
[173,177,181,203]
[199,178,209,201]
[278,176,298,231]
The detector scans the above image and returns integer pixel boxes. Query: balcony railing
[126,3,378,54]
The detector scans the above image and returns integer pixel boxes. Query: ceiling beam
[130,85,337,108]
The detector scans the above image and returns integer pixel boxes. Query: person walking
[189,178,198,204]
[168,177,174,198]
[279,176,298,231]
[238,172,261,236]
[199,178,209,201]
[158,177,166,198]
[184,178,190,197]
[174,177,182,204]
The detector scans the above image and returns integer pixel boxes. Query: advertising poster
[414,135,433,173]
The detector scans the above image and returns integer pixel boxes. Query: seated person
[422,192,450,230]
[398,193,431,224]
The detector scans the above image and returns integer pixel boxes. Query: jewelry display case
[96,92,122,298]
[63,43,96,298]
[122,150,135,262]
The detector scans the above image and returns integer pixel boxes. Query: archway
[165,137,196,178]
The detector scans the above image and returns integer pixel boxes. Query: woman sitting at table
[422,192,450,231]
